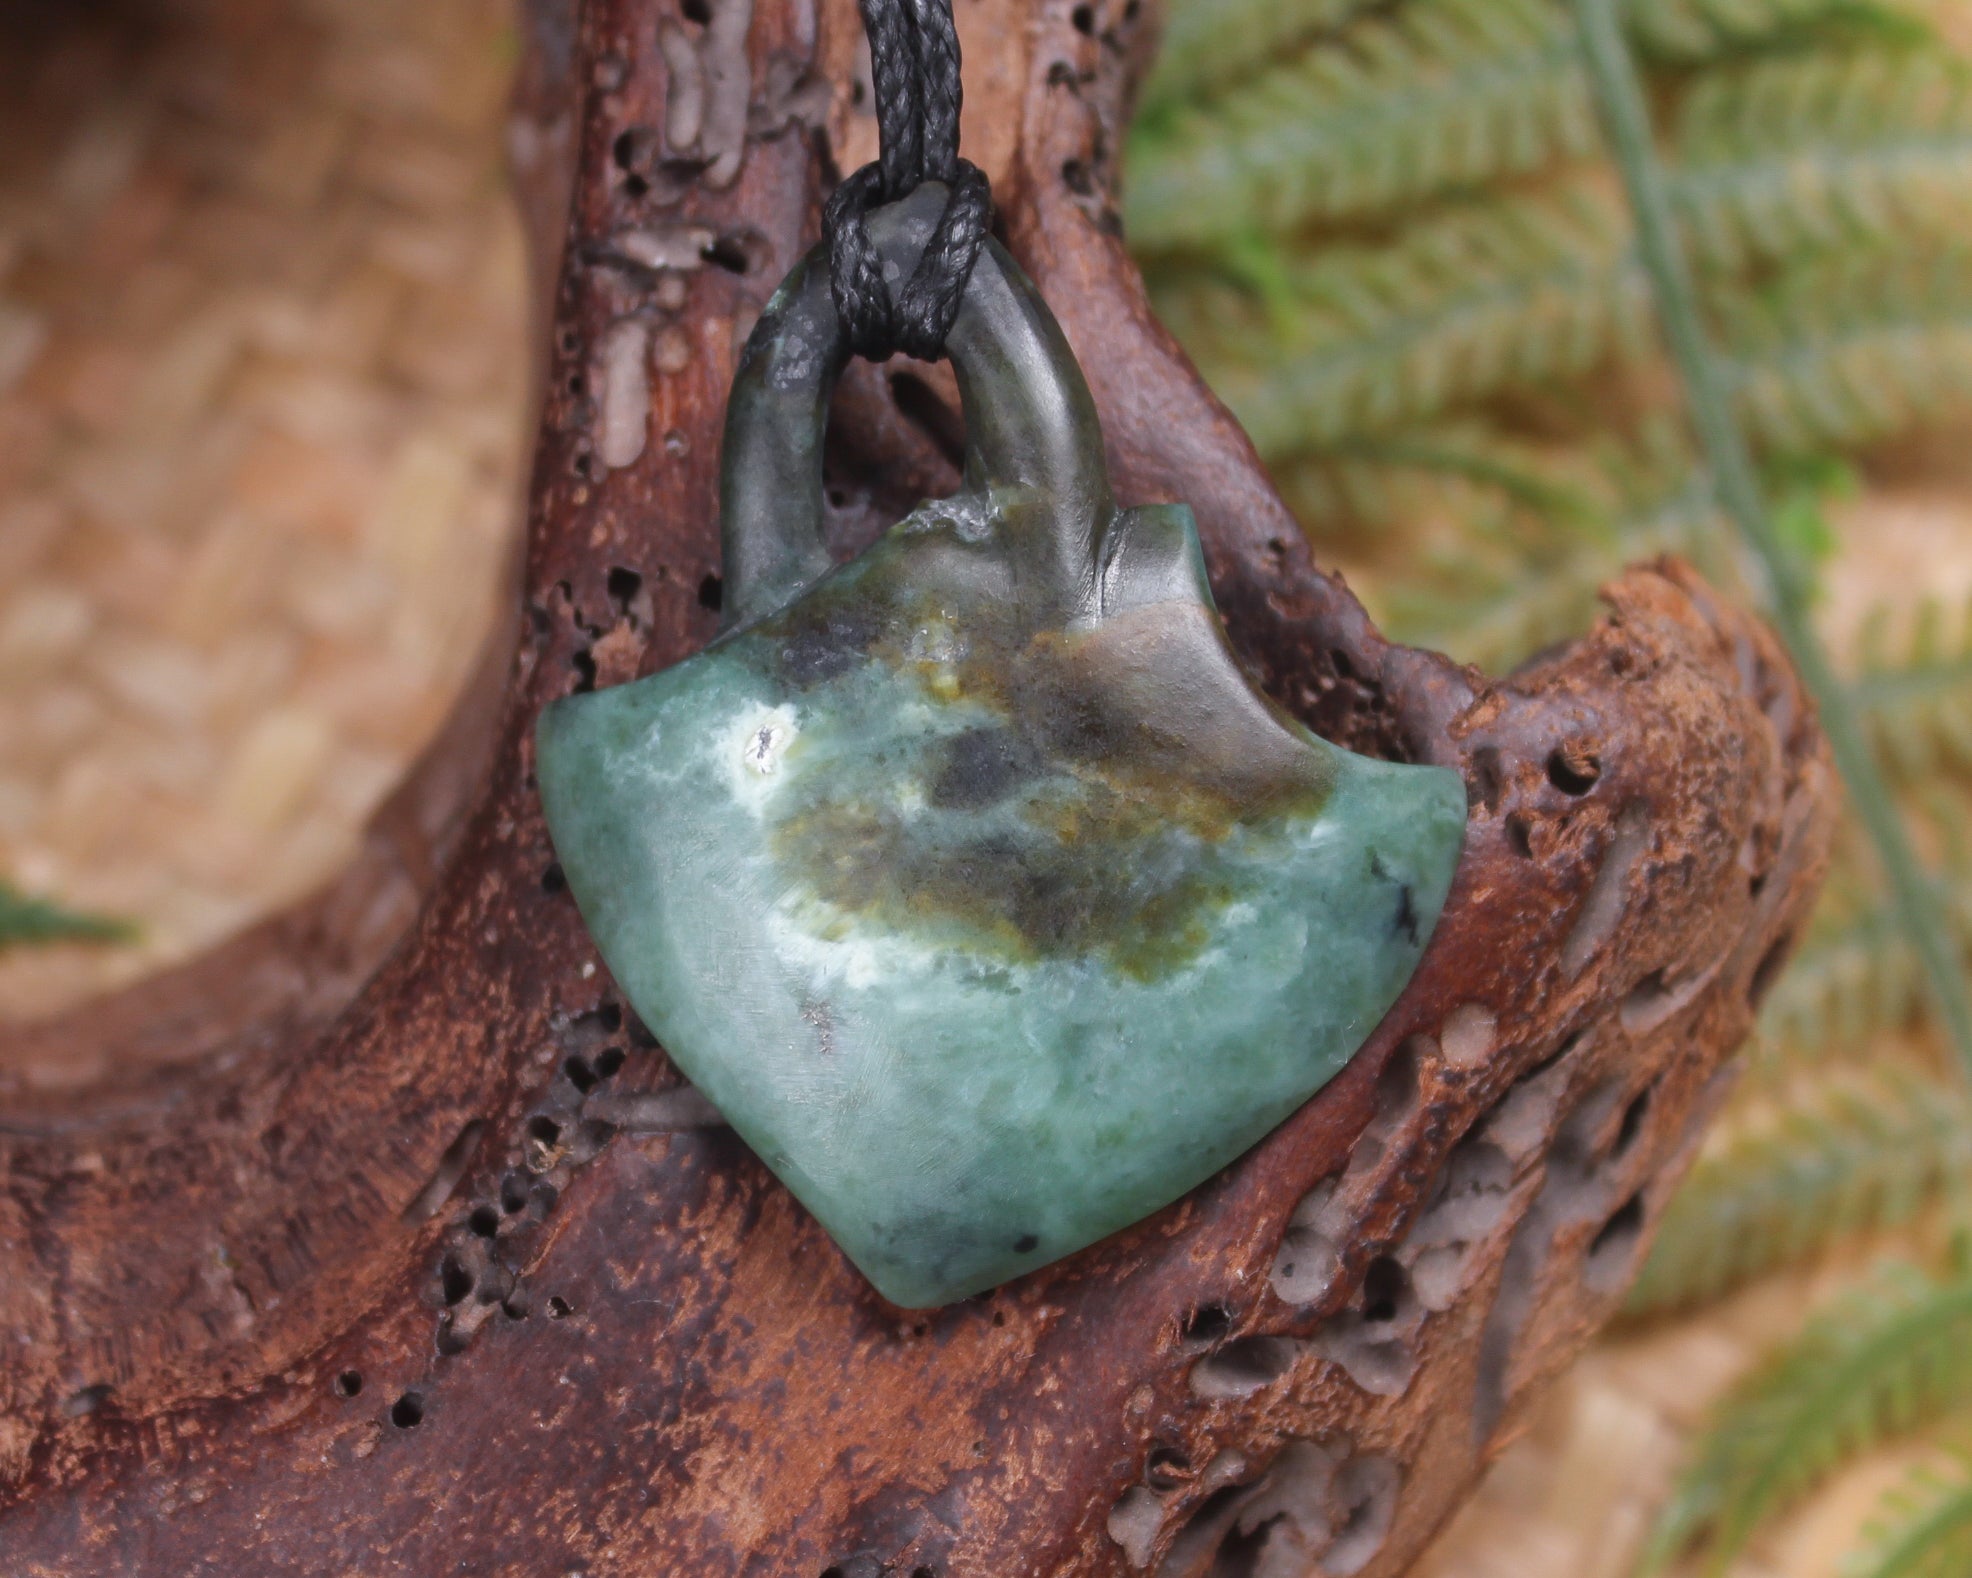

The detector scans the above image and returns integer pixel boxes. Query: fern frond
[1158,95,1972,463]
[1727,253,1972,454]
[1123,0,1599,248]
[1179,187,1651,456]
[1631,0,1921,61]
[0,882,132,951]
[1377,464,1719,668]
[1844,1447,1972,1578]
[1137,0,1373,117]
[1853,594,1972,783]
[1625,1060,1972,1318]
[1674,51,1972,273]
[1637,1262,1972,1575]
[1757,863,1972,1066]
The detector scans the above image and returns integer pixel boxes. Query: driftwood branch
[0,0,1832,1572]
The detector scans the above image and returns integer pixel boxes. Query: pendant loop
[719,184,1112,631]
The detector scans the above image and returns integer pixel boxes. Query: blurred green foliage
[0,881,132,953]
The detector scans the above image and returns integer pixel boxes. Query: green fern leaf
[1631,0,1923,60]
[1674,51,1972,273]
[1154,74,1972,464]
[1123,0,1599,247]
[0,882,132,951]
[1758,884,1972,1068]
[1137,0,1374,118]
[1170,186,1651,455]
[1844,1448,1972,1578]
[1626,1061,1972,1318]
[1726,253,1972,454]
[1852,594,1972,783]
[1637,1262,1972,1576]
[1370,448,1721,668]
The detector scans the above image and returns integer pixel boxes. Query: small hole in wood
[595,1047,626,1078]
[1547,742,1601,795]
[1615,1086,1651,1158]
[61,1384,112,1419]
[390,1392,425,1428]
[1589,1193,1645,1276]
[1181,1303,1232,1346]
[1372,1038,1420,1131]
[440,1256,474,1306]
[1470,745,1503,813]
[612,126,656,172]
[547,1295,573,1320]
[467,1204,501,1238]
[541,863,567,894]
[564,1054,598,1093]
[1359,1257,1406,1324]
[698,572,723,612]
[702,233,753,274]
[1189,1335,1301,1399]
[1071,2,1095,30]
[333,1369,363,1399]
[1146,1444,1193,1489]
[607,566,642,610]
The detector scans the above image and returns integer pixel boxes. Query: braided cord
[824,0,992,362]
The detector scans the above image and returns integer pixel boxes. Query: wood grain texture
[0,0,1834,1572]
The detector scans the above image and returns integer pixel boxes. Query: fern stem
[1571,0,1972,1080]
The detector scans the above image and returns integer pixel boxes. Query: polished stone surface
[538,195,1466,1306]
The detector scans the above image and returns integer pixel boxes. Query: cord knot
[823,0,993,362]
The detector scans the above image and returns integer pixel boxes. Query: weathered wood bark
[0,0,1833,1573]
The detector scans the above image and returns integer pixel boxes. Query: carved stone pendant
[536,188,1468,1308]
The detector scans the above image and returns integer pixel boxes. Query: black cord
[824,0,992,362]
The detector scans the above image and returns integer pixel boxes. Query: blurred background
[3,0,1972,1573]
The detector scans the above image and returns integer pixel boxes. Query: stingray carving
[538,187,1466,1307]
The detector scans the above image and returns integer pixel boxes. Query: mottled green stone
[537,192,1466,1307]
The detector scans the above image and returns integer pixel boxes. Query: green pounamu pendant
[537,187,1467,1308]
